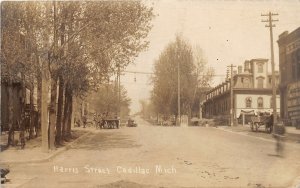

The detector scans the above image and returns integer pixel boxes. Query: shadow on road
[267,153,284,158]
[69,131,141,150]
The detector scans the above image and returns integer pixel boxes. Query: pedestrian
[273,121,286,157]
[82,115,87,128]
[75,118,81,127]
[93,113,98,128]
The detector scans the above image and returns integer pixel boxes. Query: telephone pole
[227,64,236,127]
[177,53,181,126]
[261,12,279,124]
[117,65,121,118]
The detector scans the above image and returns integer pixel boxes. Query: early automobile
[127,119,137,127]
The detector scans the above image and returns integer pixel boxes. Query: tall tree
[88,82,131,119]
[1,1,154,148]
[1,2,44,145]
[151,35,214,119]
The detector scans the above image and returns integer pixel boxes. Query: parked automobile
[127,119,137,127]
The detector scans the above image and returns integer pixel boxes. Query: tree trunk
[55,76,64,145]
[7,79,14,146]
[66,93,73,138]
[29,83,34,139]
[36,76,42,137]
[41,65,49,152]
[49,76,58,150]
[48,0,58,150]
[62,84,69,141]
[36,55,42,137]
[19,73,27,147]
[57,5,66,144]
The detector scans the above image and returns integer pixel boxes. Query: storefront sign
[287,81,300,120]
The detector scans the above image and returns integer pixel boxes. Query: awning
[240,110,255,114]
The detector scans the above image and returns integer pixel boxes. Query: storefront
[287,81,300,128]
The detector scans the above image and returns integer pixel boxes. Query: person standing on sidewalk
[273,120,286,157]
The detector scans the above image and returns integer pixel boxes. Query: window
[244,78,250,88]
[269,77,272,84]
[257,77,264,88]
[257,63,263,73]
[245,97,252,108]
[257,97,263,108]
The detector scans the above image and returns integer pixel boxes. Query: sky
[121,0,300,114]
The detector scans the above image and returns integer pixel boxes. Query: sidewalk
[0,127,91,165]
[216,124,300,143]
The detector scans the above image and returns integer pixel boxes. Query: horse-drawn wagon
[92,113,120,129]
[95,118,119,129]
[250,114,273,133]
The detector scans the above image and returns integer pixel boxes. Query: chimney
[238,66,243,74]
[244,60,250,72]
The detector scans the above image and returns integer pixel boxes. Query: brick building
[277,27,300,128]
[203,59,280,125]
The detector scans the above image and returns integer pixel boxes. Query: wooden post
[199,102,203,120]
[242,113,245,126]
[227,64,236,126]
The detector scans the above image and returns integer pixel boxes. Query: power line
[123,70,153,75]
[124,70,226,77]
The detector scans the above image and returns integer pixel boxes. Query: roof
[278,27,300,45]
[250,58,268,62]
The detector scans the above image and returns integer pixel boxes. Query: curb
[0,131,92,165]
[215,126,300,148]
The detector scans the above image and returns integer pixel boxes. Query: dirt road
[4,117,300,188]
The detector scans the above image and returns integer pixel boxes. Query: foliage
[1,1,154,93]
[1,1,154,146]
[87,82,131,118]
[55,1,155,94]
[139,99,155,119]
[151,35,214,117]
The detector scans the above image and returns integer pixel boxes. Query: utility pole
[117,65,121,119]
[227,64,236,127]
[177,53,181,126]
[261,12,279,124]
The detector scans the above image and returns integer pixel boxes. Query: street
[2,1,300,188]
[4,118,300,188]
